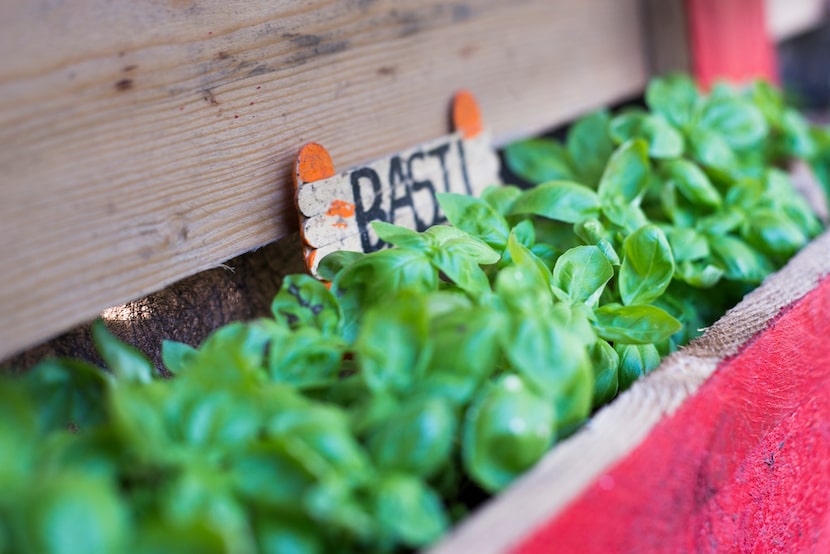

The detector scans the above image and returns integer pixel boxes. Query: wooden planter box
[2,1,829,551]
[431,230,830,553]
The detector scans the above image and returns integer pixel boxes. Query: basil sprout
[462,374,555,492]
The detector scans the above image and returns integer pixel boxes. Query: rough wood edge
[429,228,830,554]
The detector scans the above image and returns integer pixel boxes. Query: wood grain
[0,0,650,359]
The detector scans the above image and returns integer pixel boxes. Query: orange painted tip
[452,90,484,139]
[304,248,317,274]
[295,142,336,185]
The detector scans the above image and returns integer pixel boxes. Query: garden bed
[431,228,830,552]
[4,73,830,553]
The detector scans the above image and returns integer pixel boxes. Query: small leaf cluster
[0,76,824,554]
[1,317,451,554]
[505,75,823,344]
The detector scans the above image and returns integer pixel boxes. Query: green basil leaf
[574,219,622,265]
[462,374,555,493]
[231,440,316,509]
[593,304,683,344]
[508,181,601,223]
[549,302,597,344]
[366,395,455,478]
[424,226,499,294]
[512,218,536,248]
[601,200,649,234]
[699,97,768,150]
[373,474,448,548]
[424,225,500,265]
[503,138,575,183]
[499,315,592,430]
[645,74,700,130]
[676,260,724,288]
[566,110,615,185]
[316,250,365,281]
[21,473,129,554]
[23,358,110,432]
[741,207,808,257]
[750,80,784,124]
[254,515,324,554]
[782,199,822,239]
[496,233,553,313]
[778,108,816,158]
[354,293,429,395]
[696,210,744,235]
[589,339,619,407]
[619,225,674,305]
[372,221,427,250]
[508,230,552,287]
[188,322,271,382]
[423,306,504,403]
[597,139,650,203]
[573,218,606,245]
[92,319,154,384]
[663,159,722,208]
[331,249,437,341]
[481,184,522,216]
[161,340,197,375]
[725,177,764,211]
[271,274,341,335]
[609,112,684,159]
[0,383,37,482]
[688,129,737,175]
[436,250,493,294]
[303,479,373,541]
[597,238,622,266]
[708,235,774,283]
[436,192,510,250]
[659,179,696,228]
[665,227,709,262]
[267,326,343,390]
[269,405,370,483]
[552,245,613,306]
[616,343,661,390]
[107,381,174,460]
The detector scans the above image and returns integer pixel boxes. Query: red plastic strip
[685,0,778,89]
[514,275,830,553]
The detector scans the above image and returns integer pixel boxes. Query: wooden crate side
[0,0,649,360]
[515,275,830,553]
[429,229,830,553]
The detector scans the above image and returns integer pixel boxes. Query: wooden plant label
[294,91,500,277]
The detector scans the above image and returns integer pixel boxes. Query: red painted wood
[685,0,778,88]
[513,276,830,553]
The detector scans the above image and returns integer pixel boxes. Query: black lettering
[351,167,387,252]
[388,155,420,228]
[408,150,440,230]
[428,143,452,193]
[456,138,473,195]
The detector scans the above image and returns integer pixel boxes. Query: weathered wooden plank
[0,0,649,359]
[641,0,690,76]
